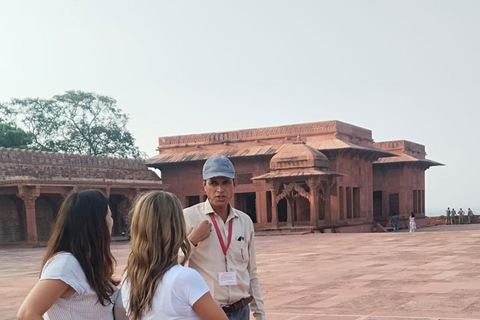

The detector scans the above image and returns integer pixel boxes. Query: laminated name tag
[219,272,237,286]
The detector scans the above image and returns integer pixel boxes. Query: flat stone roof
[1,225,480,319]
[157,120,373,149]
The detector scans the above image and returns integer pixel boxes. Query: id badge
[219,272,237,286]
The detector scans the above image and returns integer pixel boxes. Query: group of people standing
[389,212,417,233]
[445,207,475,225]
[17,156,266,320]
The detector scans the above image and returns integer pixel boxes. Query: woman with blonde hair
[121,191,227,320]
[17,190,117,320]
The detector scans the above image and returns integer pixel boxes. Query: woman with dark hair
[121,190,227,320]
[17,189,117,320]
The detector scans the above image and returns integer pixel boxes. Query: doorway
[235,192,257,223]
[373,191,383,217]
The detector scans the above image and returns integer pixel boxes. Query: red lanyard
[209,214,233,265]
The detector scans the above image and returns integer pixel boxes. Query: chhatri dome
[269,142,330,171]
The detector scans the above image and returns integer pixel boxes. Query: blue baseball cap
[202,156,235,180]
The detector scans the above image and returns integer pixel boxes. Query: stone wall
[374,140,426,159]
[0,147,160,181]
[160,156,273,225]
[426,216,446,226]
[0,147,165,243]
[426,215,478,225]
[158,120,373,150]
[0,196,24,242]
[372,164,425,217]
[35,197,56,242]
[332,153,374,222]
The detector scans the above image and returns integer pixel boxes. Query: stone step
[255,227,315,236]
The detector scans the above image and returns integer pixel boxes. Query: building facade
[146,120,442,233]
[0,148,166,244]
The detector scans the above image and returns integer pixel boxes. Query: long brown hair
[41,189,117,305]
[125,191,190,320]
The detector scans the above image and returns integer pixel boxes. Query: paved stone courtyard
[1,225,480,320]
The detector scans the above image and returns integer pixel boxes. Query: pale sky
[1,1,479,215]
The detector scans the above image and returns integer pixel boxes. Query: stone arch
[278,198,287,222]
[35,196,57,242]
[295,195,310,222]
[318,190,326,220]
[276,182,310,203]
[0,195,26,242]
[109,194,131,237]
[35,194,64,242]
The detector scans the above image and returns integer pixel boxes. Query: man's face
[203,176,235,210]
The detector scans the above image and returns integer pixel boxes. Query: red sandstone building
[0,148,165,244]
[146,120,442,233]
[0,120,443,244]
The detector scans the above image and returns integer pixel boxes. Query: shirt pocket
[229,239,249,264]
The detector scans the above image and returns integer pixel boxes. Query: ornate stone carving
[276,182,310,203]
[237,173,253,185]
[160,121,339,146]
[17,186,41,202]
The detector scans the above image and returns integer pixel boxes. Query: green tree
[0,103,33,149]
[6,91,143,158]
[0,121,33,150]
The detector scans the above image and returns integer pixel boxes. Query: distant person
[391,213,399,232]
[458,208,465,224]
[467,208,474,224]
[451,208,457,225]
[409,212,417,233]
[17,190,117,320]
[446,207,451,225]
[121,191,227,320]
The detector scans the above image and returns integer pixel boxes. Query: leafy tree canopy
[0,103,33,149]
[3,91,143,158]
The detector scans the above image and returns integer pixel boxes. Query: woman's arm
[17,279,71,320]
[193,292,228,320]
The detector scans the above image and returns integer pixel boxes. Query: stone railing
[0,148,159,181]
[159,120,373,148]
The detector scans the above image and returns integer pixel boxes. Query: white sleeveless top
[40,252,114,320]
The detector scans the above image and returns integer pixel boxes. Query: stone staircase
[255,226,316,236]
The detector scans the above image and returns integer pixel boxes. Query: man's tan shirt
[183,200,266,320]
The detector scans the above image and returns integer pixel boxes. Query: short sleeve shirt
[40,252,113,320]
[121,265,209,320]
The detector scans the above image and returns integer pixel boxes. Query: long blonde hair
[125,191,190,320]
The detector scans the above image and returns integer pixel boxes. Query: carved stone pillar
[105,187,111,198]
[324,195,332,225]
[123,192,135,206]
[320,181,332,225]
[122,188,141,206]
[270,187,279,228]
[255,191,266,224]
[18,186,41,243]
[286,196,294,227]
[309,183,319,227]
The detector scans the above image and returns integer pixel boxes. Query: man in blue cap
[183,156,266,320]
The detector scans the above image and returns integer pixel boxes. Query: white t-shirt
[40,252,114,320]
[121,265,209,320]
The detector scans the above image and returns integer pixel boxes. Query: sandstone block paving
[1,225,480,320]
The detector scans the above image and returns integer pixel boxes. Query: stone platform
[1,224,480,319]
